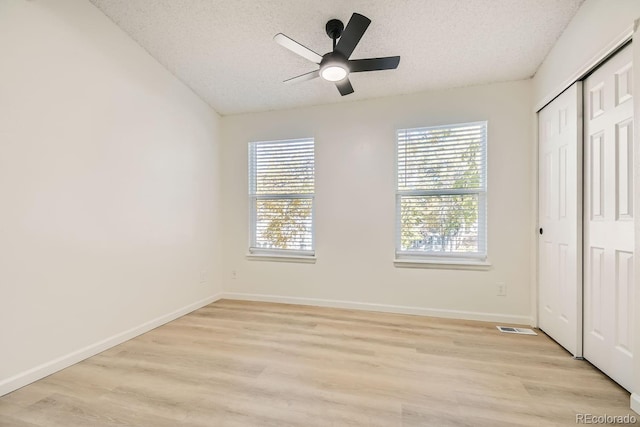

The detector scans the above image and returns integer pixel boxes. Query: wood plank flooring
[0,300,635,426]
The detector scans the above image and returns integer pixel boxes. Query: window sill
[394,258,492,270]
[246,253,317,264]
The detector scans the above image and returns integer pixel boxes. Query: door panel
[583,43,634,391]
[538,82,582,357]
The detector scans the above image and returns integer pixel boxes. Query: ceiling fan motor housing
[320,51,347,67]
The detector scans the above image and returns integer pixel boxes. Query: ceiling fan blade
[274,33,323,64]
[335,77,354,96]
[284,69,320,84]
[349,56,400,72]
[334,13,371,59]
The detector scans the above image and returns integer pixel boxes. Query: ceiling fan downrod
[325,19,344,50]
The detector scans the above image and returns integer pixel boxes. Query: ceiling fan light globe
[320,65,348,82]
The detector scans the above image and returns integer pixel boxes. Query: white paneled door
[583,43,634,391]
[538,82,583,357]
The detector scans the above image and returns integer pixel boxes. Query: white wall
[534,0,640,109]
[0,0,223,395]
[532,0,640,413]
[221,80,533,323]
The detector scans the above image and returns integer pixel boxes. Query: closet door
[538,82,583,357]
[583,43,634,391]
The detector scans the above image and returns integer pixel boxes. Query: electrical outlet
[231,270,237,280]
[496,282,507,296]
[199,270,207,283]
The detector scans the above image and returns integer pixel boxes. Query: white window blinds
[249,138,315,255]
[396,122,487,259]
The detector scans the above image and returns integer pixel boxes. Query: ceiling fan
[274,13,400,96]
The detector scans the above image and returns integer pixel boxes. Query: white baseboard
[0,293,223,397]
[222,292,533,325]
[632,393,640,415]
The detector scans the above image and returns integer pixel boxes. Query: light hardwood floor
[0,300,635,426]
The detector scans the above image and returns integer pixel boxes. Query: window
[249,138,315,257]
[396,121,487,261]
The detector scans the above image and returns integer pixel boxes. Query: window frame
[394,121,488,264]
[248,137,315,259]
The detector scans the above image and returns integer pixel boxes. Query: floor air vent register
[496,326,537,335]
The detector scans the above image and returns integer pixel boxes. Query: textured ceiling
[89,0,584,115]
